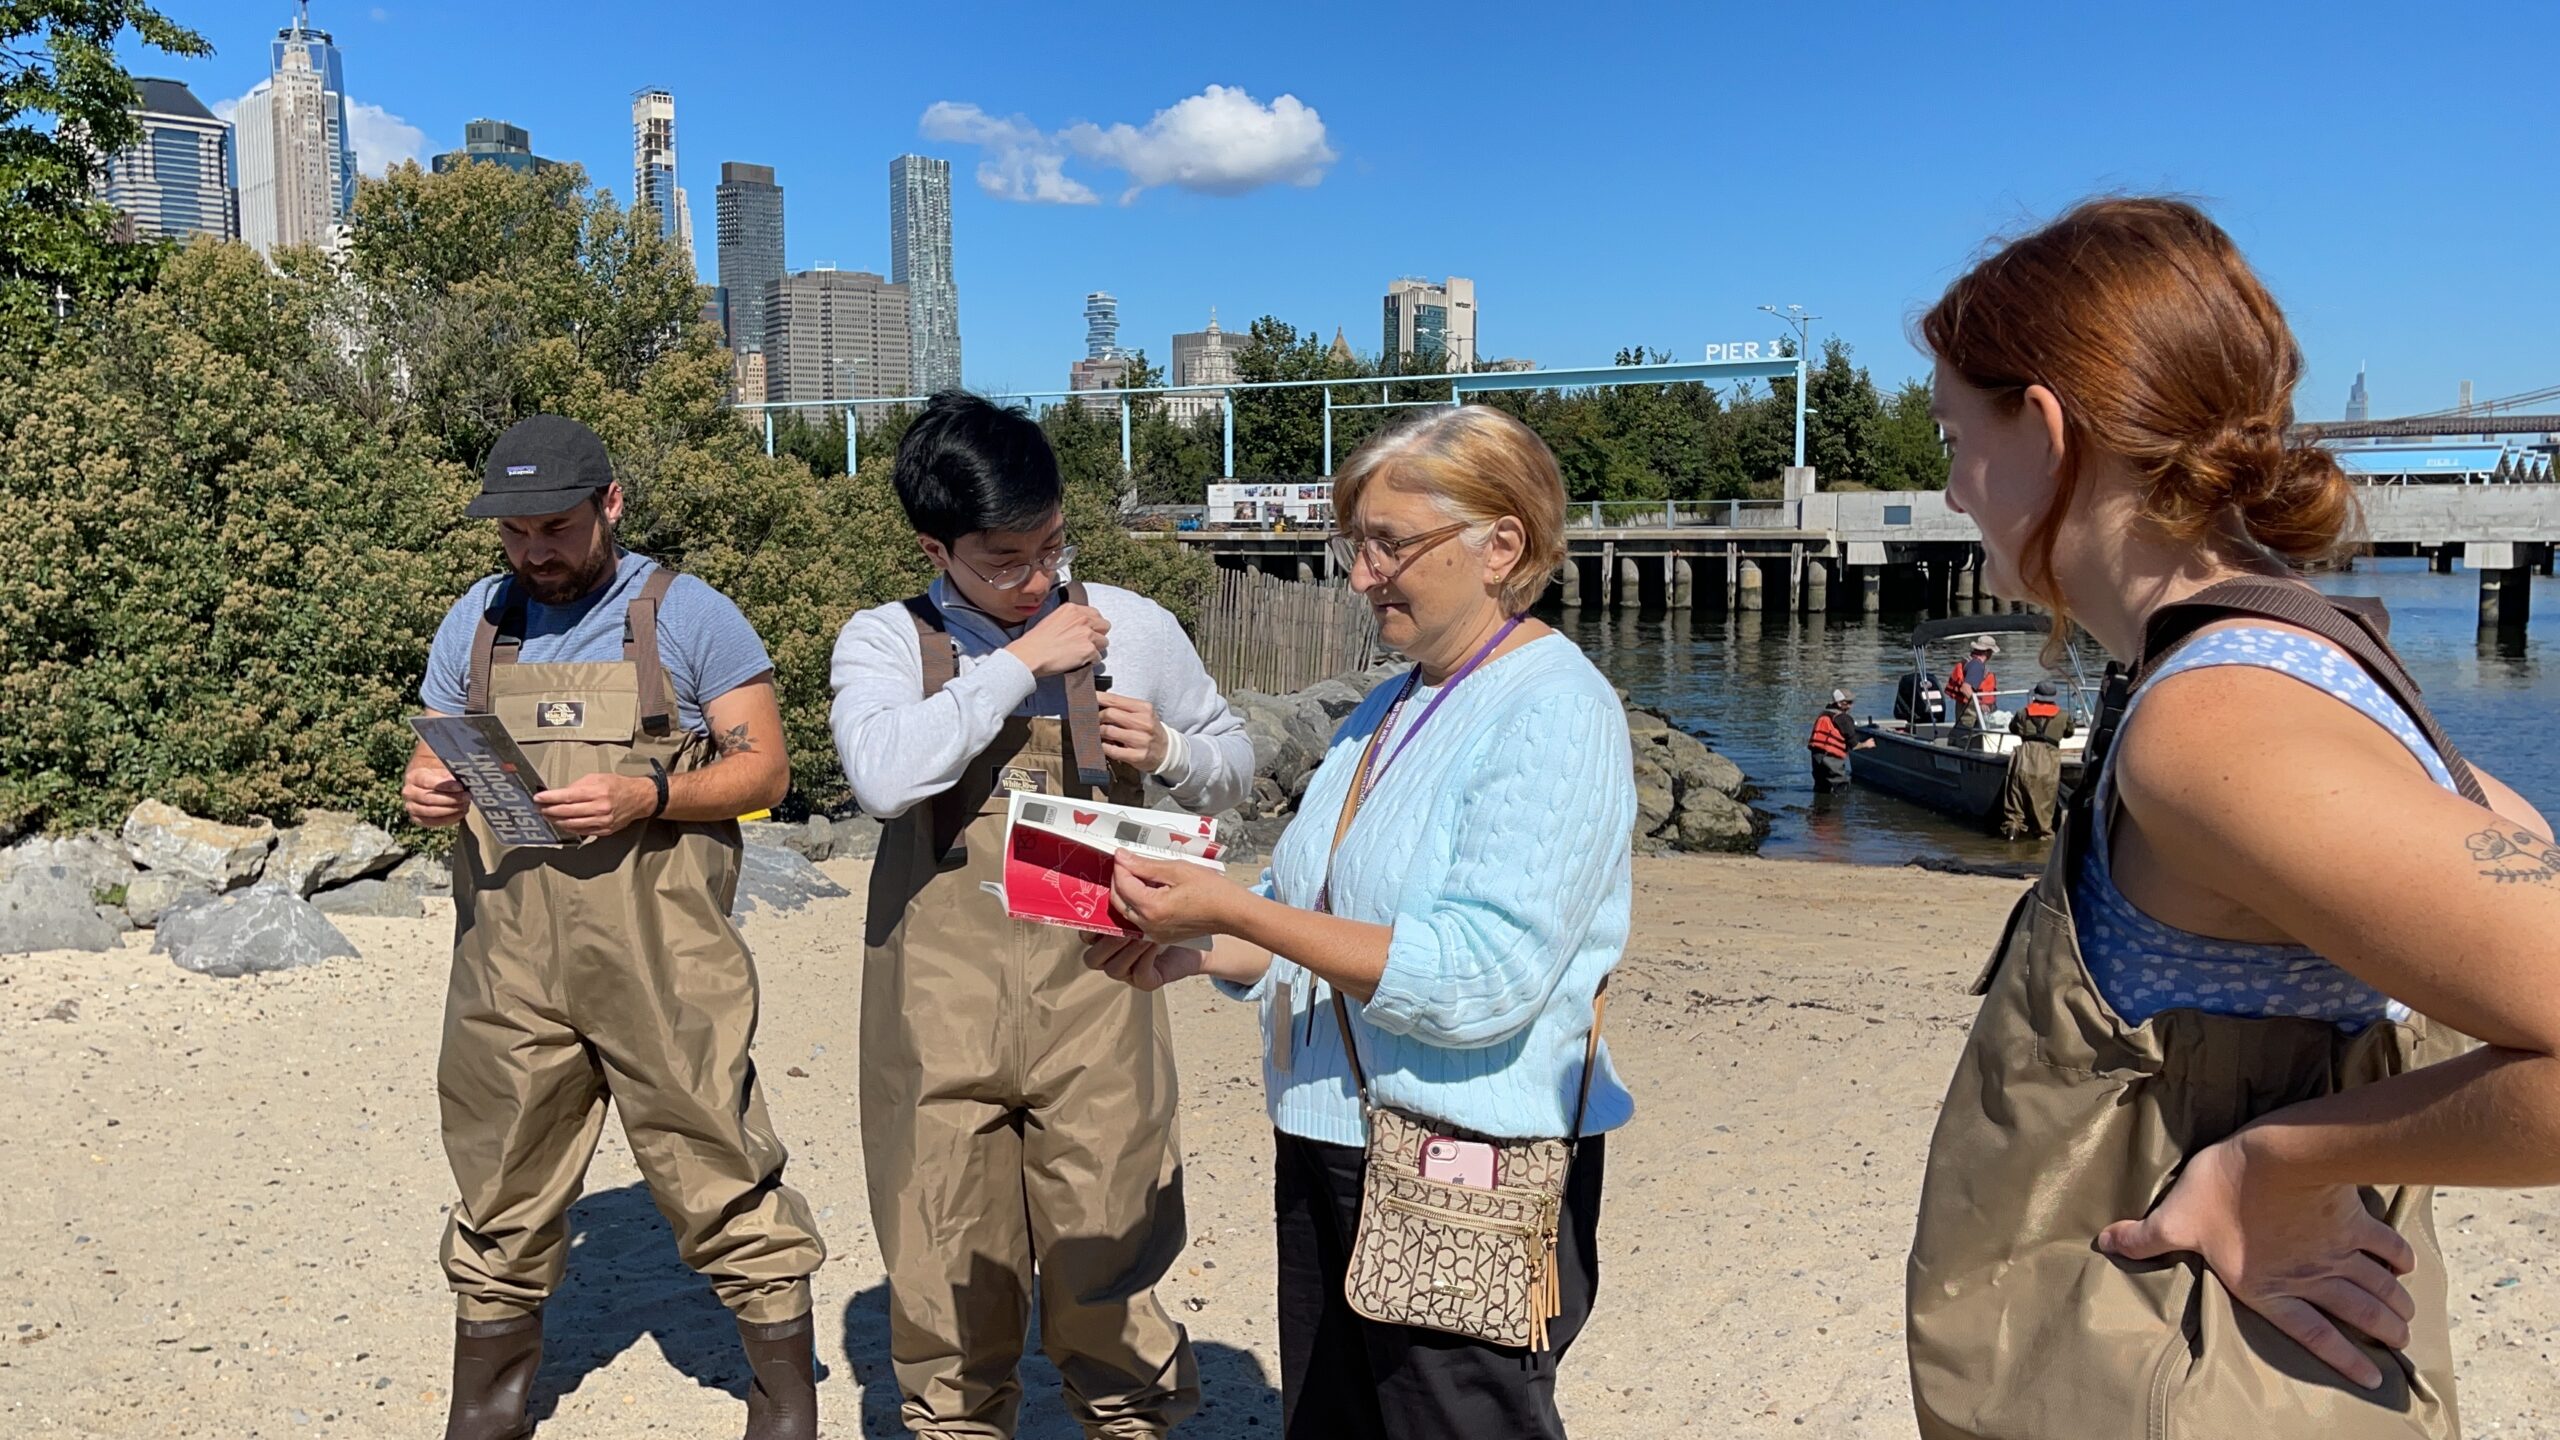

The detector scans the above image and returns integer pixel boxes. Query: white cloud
[1066,86,1335,198]
[920,101,1098,206]
[346,100,425,175]
[211,87,426,177]
[370,6,391,20]
[921,85,1335,206]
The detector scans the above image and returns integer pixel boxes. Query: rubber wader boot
[445,1311,542,1440]
[738,1312,819,1440]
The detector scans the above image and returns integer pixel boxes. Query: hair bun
[2190,417,2289,504]
[2243,439,2353,562]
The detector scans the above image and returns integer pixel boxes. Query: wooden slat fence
[1193,568,1382,695]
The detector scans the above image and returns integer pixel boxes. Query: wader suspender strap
[902,596,973,859]
[2080,578,2488,808]
[626,566,678,736]
[463,565,682,729]
[1321,707,1611,1142]
[1059,580,1112,789]
[465,582,526,716]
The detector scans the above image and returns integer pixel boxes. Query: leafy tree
[0,1,209,350]
[1873,378,1950,491]
[1806,336,1886,489]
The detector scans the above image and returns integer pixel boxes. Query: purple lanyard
[1359,615,1524,805]
[1303,615,1524,1042]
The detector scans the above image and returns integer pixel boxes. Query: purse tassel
[1530,1224,1562,1352]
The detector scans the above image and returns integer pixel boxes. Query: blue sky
[155,1,2555,414]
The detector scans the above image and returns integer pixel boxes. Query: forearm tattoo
[715,722,757,757]
[2466,828,2560,884]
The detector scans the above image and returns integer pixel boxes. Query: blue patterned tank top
[2075,626,2459,1027]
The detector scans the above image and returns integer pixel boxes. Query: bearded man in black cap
[402,415,826,1440]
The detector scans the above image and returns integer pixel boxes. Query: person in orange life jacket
[1808,689,1874,791]
[1997,679,2075,840]
[1947,638,1999,711]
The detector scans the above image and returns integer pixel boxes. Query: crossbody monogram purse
[1315,653,1609,1350]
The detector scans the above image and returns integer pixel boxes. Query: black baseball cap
[466,416,615,518]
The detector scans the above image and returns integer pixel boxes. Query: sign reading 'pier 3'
[1698,339,1795,362]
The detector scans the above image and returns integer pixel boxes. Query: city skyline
[124,2,2558,410]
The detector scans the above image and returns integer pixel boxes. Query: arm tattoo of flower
[2466,828,2560,884]
[715,722,756,757]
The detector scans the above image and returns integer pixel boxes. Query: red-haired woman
[1905,198,2560,1439]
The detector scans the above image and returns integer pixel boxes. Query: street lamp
[1760,304,1821,471]
[1758,302,1820,360]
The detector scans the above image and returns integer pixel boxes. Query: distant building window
[1885,505,1913,526]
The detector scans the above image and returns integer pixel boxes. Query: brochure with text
[409,714,569,848]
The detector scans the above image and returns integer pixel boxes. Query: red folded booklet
[997,792,1224,940]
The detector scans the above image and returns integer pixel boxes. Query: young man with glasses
[826,391,1252,1438]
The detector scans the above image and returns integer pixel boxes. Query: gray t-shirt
[422,551,773,734]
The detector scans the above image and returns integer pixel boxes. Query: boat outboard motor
[1895,669,1948,723]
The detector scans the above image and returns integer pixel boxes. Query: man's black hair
[892,390,1064,544]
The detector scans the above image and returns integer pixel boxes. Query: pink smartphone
[1420,1136,1498,1190]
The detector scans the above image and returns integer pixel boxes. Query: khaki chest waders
[858,584,1200,1439]
[438,566,823,1328]
[1908,581,2483,1439]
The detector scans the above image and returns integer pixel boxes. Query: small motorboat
[1850,614,2098,829]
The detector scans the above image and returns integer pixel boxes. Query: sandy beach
[2,855,2550,1438]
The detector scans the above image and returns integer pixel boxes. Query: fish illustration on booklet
[991,792,1224,940]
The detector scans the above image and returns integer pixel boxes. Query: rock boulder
[731,844,851,922]
[124,871,210,929]
[122,801,275,890]
[269,810,405,897]
[153,885,357,977]
[0,866,126,954]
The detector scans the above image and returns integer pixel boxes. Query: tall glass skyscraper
[431,119,559,175]
[1084,291,1120,359]
[234,40,336,255]
[268,5,355,217]
[632,89,692,253]
[102,78,235,241]
[890,155,963,392]
[716,162,785,356]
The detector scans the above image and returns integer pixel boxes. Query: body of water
[1559,558,2557,867]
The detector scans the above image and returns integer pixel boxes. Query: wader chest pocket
[496,691,638,744]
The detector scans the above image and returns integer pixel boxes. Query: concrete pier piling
[1669,556,1694,611]
[2475,543,2535,632]
[1737,557,1765,611]
[1619,557,1641,611]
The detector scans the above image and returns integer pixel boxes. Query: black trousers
[1273,1127,1605,1440]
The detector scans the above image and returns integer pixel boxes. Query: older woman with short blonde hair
[1094,406,1637,1439]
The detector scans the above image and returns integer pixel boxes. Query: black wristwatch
[646,758,670,820]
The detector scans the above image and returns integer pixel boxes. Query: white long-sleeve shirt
[828,576,1253,819]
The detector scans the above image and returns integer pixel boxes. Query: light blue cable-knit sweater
[1214,632,1637,1147]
